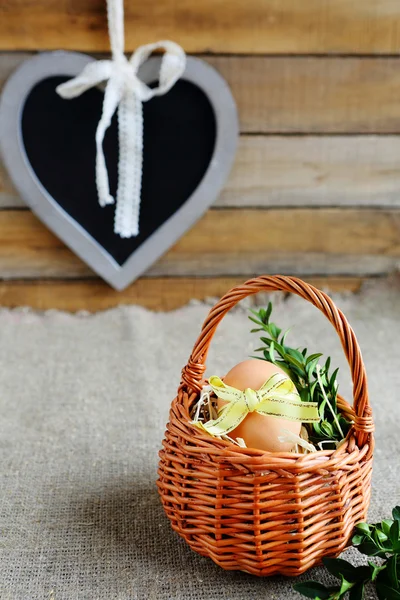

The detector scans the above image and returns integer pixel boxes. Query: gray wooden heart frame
[0,51,238,290]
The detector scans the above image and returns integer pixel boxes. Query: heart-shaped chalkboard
[0,51,238,290]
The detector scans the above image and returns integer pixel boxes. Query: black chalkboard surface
[21,76,217,266]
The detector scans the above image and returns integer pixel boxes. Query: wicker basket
[157,275,374,576]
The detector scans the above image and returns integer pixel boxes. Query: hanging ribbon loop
[194,373,320,438]
[56,0,186,238]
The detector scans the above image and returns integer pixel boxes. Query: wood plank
[0,277,366,312]
[0,208,398,278]
[220,136,400,208]
[3,53,400,132]
[0,163,24,208]
[1,1,400,53]
[206,56,400,133]
[3,135,400,209]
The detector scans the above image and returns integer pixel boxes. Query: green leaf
[338,415,351,436]
[339,576,353,595]
[382,520,395,537]
[321,421,335,437]
[272,341,286,357]
[265,302,273,322]
[318,399,328,420]
[285,353,306,371]
[374,528,389,545]
[322,558,358,582]
[393,507,400,523]
[357,541,383,557]
[376,582,400,600]
[356,523,371,536]
[281,328,292,346]
[274,361,294,379]
[307,357,321,375]
[269,341,275,363]
[390,520,400,545]
[387,556,399,588]
[269,323,281,340]
[312,422,324,439]
[306,353,323,365]
[369,560,387,582]
[349,582,364,600]
[354,566,373,582]
[330,367,339,388]
[352,534,364,545]
[253,348,269,355]
[248,315,263,327]
[292,581,335,599]
[287,347,306,363]
[309,380,319,401]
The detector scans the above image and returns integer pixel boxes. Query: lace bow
[194,373,320,438]
[56,0,186,238]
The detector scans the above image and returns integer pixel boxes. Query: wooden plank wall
[0,1,399,311]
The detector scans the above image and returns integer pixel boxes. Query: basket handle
[181,275,373,448]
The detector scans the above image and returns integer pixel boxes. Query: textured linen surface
[1,277,399,600]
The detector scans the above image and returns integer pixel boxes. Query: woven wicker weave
[157,275,374,576]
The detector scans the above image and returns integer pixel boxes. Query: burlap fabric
[1,276,399,599]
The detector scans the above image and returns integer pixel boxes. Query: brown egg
[217,359,301,452]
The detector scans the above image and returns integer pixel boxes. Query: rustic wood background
[0,1,399,311]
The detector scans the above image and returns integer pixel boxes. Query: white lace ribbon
[56,0,186,238]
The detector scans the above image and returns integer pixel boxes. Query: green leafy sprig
[293,506,400,600]
[249,302,351,447]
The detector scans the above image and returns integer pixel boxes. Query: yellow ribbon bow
[194,373,320,438]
